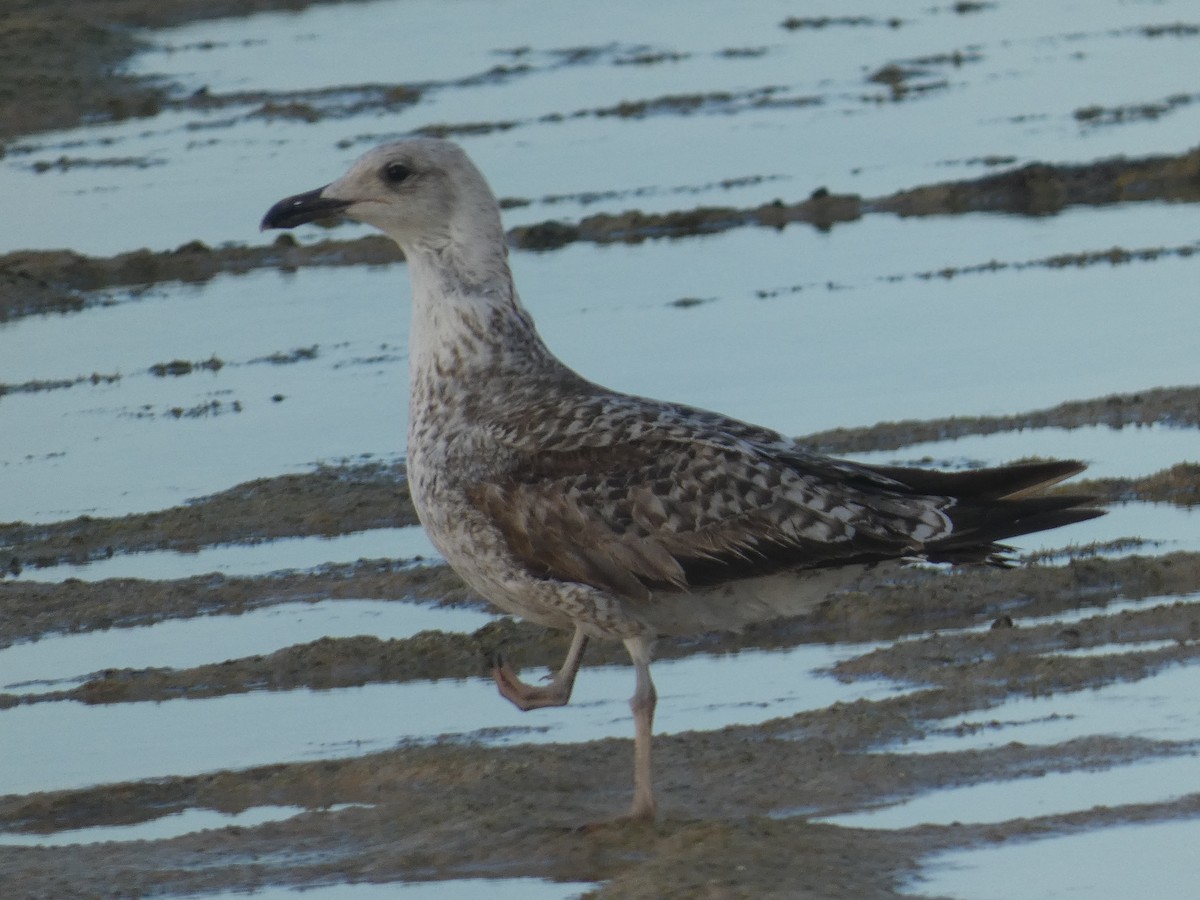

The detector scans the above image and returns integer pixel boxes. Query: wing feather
[468,430,945,601]
[468,397,1099,601]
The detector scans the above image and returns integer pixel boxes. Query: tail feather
[859,457,1104,564]
[933,495,1104,552]
[869,458,1087,501]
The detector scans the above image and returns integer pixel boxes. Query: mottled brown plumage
[262,138,1103,821]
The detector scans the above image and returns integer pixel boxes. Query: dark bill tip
[260,186,352,230]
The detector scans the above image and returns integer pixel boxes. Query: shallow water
[189,878,593,900]
[0,639,904,797]
[812,587,1200,827]
[4,0,1200,895]
[906,817,1200,900]
[825,739,1200,829]
[14,488,1189,589]
[4,211,1199,523]
[1017,590,1200,629]
[848,423,1200,480]
[902,658,1200,756]
[1009,500,1200,557]
[13,526,438,582]
[7,0,1200,255]
[0,599,490,693]
[0,804,336,847]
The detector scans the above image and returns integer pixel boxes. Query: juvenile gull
[262,138,1102,821]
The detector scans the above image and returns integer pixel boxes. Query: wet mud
[0,461,418,572]
[4,1,1200,898]
[800,386,1200,453]
[3,384,1197,581]
[6,549,1200,709]
[4,146,1198,322]
[4,407,1200,899]
[6,552,1200,898]
[0,1,364,141]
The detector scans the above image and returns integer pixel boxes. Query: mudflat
[3,2,1200,897]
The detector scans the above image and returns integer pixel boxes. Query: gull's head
[261,138,499,253]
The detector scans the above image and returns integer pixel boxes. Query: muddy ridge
[3,387,1198,576]
[5,1,1200,898]
[7,550,1200,711]
[3,145,1197,323]
[799,385,1200,453]
[0,460,418,571]
[0,560,474,652]
[508,145,1200,249]
[0,0,362,141]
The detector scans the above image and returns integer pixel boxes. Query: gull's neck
[403,232,566,389]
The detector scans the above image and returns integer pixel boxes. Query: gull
[262,138,1102,821]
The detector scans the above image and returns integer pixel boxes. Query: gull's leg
[493,625,589,711]
[624,634,658,821]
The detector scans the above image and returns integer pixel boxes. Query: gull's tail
[867,459,1104,563]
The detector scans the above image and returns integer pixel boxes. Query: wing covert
[468,433,947,601]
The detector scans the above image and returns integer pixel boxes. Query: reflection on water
[906,817,1200,900]
[823,742,1200,829]
[13,526,439,582]
[0,640,906,797]
[0,598,488,693]
[900,659,1200,756]
[4,214,1200,521]
[6,0,1200,254]
[191,877,594,900]
[848,423,1200,481]
[0,804,341,847]
[2,0,1200,894]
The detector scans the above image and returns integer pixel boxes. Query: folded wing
[469,423,1102,602]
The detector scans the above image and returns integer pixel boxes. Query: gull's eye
[382,162,412,184]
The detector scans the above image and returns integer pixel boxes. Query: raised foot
[491,653,575,711]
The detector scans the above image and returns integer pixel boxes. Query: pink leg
[624,634,658,821]
[493,626,589,711]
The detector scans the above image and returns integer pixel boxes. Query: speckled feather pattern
[262,138,1102,820]
[270,138,1096,643]
[395,188,960,637]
